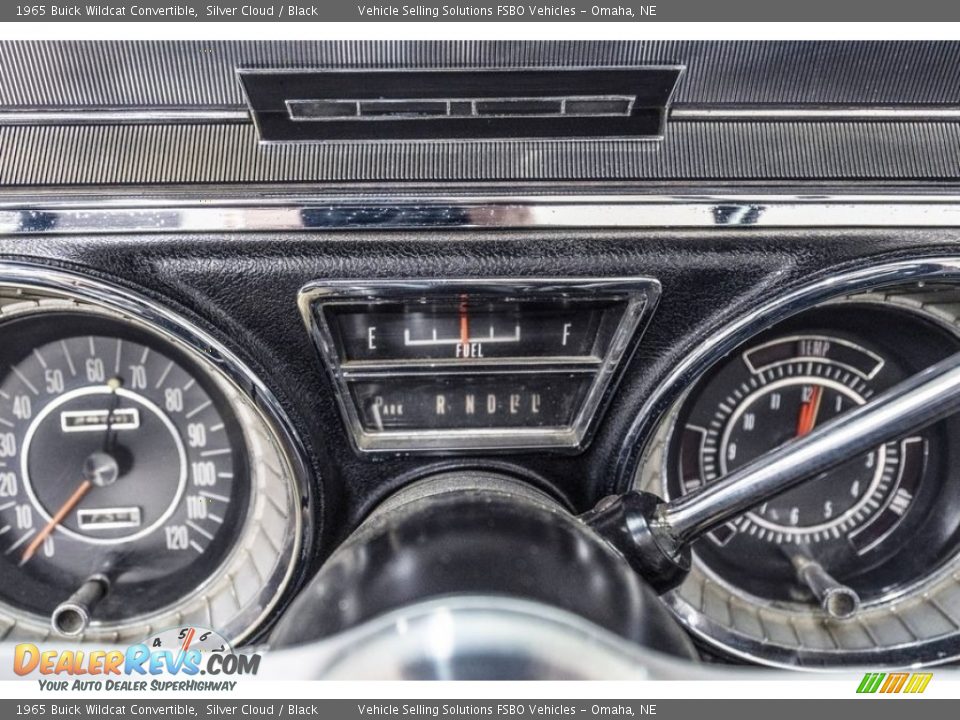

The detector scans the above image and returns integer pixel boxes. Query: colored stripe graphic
[857,673,886,693]
[904,673,934,694]
[881,673,910,693]
[857,672,932,694]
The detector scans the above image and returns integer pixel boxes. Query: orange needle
[796,385,824,438]
[459,304,470,346]
[173,626,197,669]
[180,627,196,653]
[21,479,92,564]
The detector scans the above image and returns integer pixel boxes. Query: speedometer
[0,314,247,630]
[0,267,307,645]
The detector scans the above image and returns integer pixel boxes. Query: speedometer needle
[21,376,123,565]
[20,479,92,564]
[796,385,824,437]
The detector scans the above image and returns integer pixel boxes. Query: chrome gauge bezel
[629,257,960,669]
[0,262,310,646]
[299,278,660,453]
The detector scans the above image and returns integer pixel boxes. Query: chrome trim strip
[4,195,960,234]
[3,104,959,127]
[0,108,251,126]
[671,105,960,121]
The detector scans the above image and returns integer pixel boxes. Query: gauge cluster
[635,288,960,667]
[10,36,960,679]
[0,312,249,624]
[5,221,960,676]
[300,279,660,452]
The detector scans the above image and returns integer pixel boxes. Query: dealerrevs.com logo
[13,626,260,691]
[857,672,933,694]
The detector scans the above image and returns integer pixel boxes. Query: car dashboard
[3,40,960,678]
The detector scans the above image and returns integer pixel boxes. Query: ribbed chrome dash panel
[3,121,960,184]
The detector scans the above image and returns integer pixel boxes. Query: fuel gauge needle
[20,479,92,565]
[459,302,470,346]
[796,385,824,438]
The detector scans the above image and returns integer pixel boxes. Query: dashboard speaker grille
[238,67,682,142]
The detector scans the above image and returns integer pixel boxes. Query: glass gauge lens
[639,295,960,667]
[350,373,593,432]
[305,280,659,452]
[0,312,248,624]
[664,304,960,605]
[690,359,896,544]
[327,299,624,363]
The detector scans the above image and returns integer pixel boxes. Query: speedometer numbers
[0,268,304,647]
[0,312,247,636]
[677,336,922,552]
[5,335,237,555]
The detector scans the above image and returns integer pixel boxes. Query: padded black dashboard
[5,224,958,595]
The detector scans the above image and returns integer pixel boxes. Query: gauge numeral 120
[165,525,189,551]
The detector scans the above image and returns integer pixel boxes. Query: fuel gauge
[329,299,619,364]
[300,278,660,452]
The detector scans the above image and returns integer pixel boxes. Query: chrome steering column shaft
[583,350,960,593]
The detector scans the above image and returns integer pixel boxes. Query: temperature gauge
[300,278,659,452]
